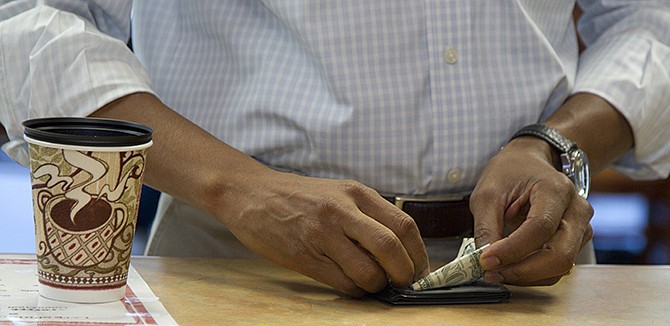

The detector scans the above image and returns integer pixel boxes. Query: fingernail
[485,271,505,283]
[480,256,501,269]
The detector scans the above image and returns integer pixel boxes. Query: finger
[342,184,429,284]
[486,271,563,287]
[484,199,592,285]
[470,187,511,249]
[504,213,526,235]
[370,204,430,280]
[296,251,368,297]
[483,258,565,286]
[503,198,531,233]
[581,224,594,249]
[319,233,389,293]
[481,186,570,269]
[344,209,420,287]
[483,246,571,286]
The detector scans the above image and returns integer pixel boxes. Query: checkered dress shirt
[2,0,670,194]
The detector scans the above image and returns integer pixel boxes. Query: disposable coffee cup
[23,117,152,303]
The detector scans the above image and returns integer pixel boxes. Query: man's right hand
[92,93,429,297]
[218,169,430,297]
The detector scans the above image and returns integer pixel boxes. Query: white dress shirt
[2,0,670,196]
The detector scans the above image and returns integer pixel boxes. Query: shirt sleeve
[0,1,154,166]
[574,0,670,180]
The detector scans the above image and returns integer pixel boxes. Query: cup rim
[23,117,153,147]
[24,135,153,152]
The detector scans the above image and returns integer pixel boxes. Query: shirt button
[447,168,462,183]
[444,47,458,64]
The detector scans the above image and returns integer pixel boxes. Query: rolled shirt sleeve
[0,1,154,166]
[574,0,670,179]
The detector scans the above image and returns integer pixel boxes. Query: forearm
[574,1,670,178]
[91,93,431,296]
[542,92,634,173]
[90,92,269,220]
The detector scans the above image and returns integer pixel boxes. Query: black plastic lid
[23,117,152,147]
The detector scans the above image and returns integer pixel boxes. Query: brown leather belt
[383,193,473,238]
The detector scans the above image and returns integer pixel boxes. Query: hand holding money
[411,238,489,291]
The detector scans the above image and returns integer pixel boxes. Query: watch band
[509,123,590,199]
[510,123,576,154]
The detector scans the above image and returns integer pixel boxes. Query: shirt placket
[424,0,475,193]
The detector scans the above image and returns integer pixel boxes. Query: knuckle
[556,175,575,191]
[572,219,591,240]
[474,221,494,235]
[581,200,595,217]
[392,212,419,237]
[538,177,573,202]
[541,172,574,191]
[474,224,492,240]
[474,222,501,246]
[316,196,350,221]
[470,186,495,204]
[375,231,402,252]
[531,212,558,235]
[339,179,371,197]
[301,219,328,241]
[317,195,340,214]
[583,224,594,241]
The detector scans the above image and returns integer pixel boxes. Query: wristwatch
[510,123,590,199]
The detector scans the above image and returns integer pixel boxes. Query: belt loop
[394,199,405,210]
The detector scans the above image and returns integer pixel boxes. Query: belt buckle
[392,192,470,210]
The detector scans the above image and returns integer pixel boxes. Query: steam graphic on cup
[34,150,107,227]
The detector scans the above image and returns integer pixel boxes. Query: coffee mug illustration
[24,118,152,303]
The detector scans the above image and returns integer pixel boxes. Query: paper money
[411,239,489,291]
[456,237,477,258]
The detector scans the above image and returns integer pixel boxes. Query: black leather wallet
[372,281,510,305]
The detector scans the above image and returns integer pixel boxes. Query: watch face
[569,149,590,199]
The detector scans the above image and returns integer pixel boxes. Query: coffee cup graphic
[24,117,152,303]
[42,194,128,267]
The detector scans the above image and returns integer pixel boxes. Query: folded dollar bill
[411,238,489,291]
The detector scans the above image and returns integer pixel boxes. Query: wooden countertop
[131,257,670,325]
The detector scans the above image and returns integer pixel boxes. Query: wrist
[509,123,591,198]
[199,155,274,222]
[503,136,557,167]
[542,93,633,171]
